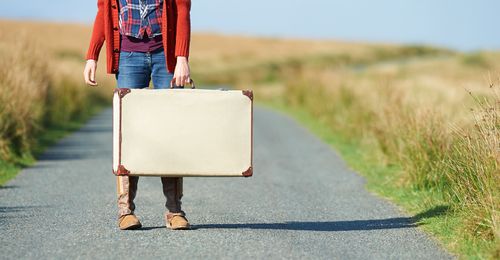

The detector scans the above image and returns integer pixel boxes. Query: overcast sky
[0,0,498,51]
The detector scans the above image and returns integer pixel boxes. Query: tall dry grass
[445,90,499,241]
[0,20,114,176]
[0,37,49,161]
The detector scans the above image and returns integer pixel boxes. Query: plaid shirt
[118,0,164,39]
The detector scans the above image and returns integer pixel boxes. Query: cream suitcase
[112,87,253,177]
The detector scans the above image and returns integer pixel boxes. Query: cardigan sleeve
[86,0,106,61]
[174,0,191,58]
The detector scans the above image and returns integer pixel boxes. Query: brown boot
[166,213,190,230]
[118,214,142,230]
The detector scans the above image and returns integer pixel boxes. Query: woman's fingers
[90,66,96,85]
[175,74,183,87]
[174,72,190,87]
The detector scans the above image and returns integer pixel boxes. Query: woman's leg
[115,51,151,220]
[151,49,174,89]
[150,49,187,227]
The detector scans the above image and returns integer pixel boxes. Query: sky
[0,0,499,51]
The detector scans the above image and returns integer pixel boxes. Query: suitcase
[112,87,253,177]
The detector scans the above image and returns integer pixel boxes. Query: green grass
[0,104,106,186]
[257,97,497,259]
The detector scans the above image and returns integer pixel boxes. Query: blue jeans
[115,49,174,89]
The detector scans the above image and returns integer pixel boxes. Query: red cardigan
[86,0,191,74]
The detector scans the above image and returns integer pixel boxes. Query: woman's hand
[84,59,98,86]
[173,56,191,87]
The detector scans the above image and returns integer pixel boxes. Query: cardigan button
[112,5,117,9]
[113,27,118,31]
[114,49,119,53]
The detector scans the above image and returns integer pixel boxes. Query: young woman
[83,0,192,230]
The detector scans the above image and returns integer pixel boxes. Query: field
[0,19,498,258]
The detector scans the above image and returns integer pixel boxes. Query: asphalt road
[0,105,454,259]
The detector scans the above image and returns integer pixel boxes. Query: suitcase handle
[170,79,196,89]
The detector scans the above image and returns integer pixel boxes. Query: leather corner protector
[242,90,253,101]
[242,166,253,177]
[114,88,131,98]
[115,165,130,176]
